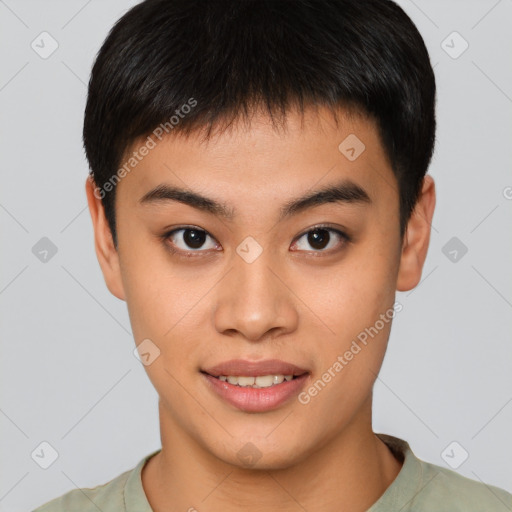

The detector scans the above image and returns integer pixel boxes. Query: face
[87,105,434,469]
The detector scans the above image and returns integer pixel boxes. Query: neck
[142,397,402,512]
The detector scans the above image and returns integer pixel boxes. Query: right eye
[163,226,220,255]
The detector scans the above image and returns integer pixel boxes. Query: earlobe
[396,175,436,292]
[85,176,126,301]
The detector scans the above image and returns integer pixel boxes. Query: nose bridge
[213,241,298,340]
[235,247,278,301]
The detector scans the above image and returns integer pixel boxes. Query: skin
[85,105,435,512]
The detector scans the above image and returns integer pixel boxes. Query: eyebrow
[139,179,372,221]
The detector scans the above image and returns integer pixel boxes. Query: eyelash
[161,224,351,258]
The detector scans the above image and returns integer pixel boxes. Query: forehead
[117,105,396,212]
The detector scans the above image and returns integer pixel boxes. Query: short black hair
[83,0,436,248]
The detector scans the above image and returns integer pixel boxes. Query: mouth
[200,359,310,412]
[201,372,303,388]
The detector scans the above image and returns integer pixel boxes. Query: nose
[212,246,299,342]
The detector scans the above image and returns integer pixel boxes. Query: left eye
[291,227,348,252]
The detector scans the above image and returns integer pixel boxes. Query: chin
[211,436,311,472]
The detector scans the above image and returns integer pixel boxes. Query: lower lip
[202,373,309,413]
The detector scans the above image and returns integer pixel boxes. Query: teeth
[238,376,256,386]
[217,375,294,388]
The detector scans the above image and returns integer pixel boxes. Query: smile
[217,374,295,388]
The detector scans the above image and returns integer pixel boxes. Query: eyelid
[295,223,349,240]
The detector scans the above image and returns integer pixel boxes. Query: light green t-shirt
[33,434,512,511]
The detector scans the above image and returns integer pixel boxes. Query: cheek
[118,241,221,375]
[298,297,395,427]
[116,221,191,335]
[122,265,208,344]
[299,244,398,397]
[302,251,397,340]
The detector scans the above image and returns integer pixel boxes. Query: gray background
[1,0,511,510]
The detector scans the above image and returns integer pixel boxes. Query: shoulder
[412,459,512,511]
[373,434,512,512]
[32,462,137,512]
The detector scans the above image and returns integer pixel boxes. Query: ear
[396,175,436,292]
[85,176,126,301]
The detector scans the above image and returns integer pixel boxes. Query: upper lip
[202,359,309,377]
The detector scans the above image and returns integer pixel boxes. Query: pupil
[184,229,206,249]
[308,229,329,250]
